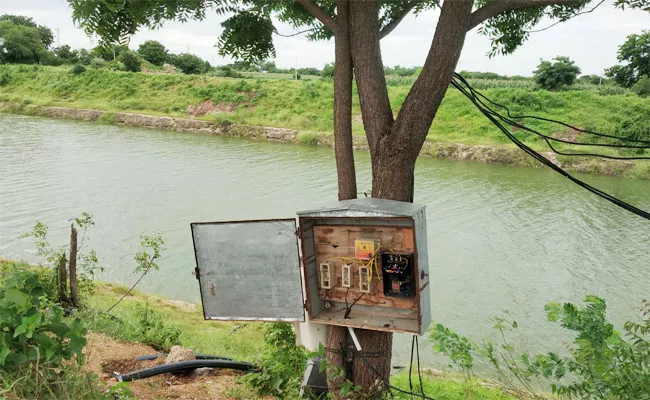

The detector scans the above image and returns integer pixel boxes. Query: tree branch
[296,0,338,34]
[378,1,417,40]
[468,0,582,31]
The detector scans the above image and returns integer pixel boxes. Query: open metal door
[191,219,304,322]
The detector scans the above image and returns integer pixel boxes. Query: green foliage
[0,14,53,48]
[69,63,86,75]
[119,49,141,72]
[90,57,107,69]
[218,11,275,64]
[169,52,210,74]
[21,213,102,301]
[632,75,650,97]
[430,296,650,400]
[0,20,49,64]
[0,270,87,369]
[321,62,334,78]
[534,56,582,90]
[54,44,80,64]
[244,322,306,398]
[131,302,182,351]
[0,68,10,86]
[606,30,650,87]
[137,40,168,66]
[430,324,475,378]
[133,233,164,274]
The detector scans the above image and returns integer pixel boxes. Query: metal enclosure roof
[297,198,425,218]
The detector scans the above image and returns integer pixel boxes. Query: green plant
[244,322,306,398]
[430,296,650,400]
[132,302,182,351]
[137,40,168,66]
[0,270,87,369]
[0,69,10,86]
[534,56,581,90]
[119,50,141,73]
[90,57,107,69]
[297,131,320,145]
[69,63,86,75]
[632,75,650,97]
[606,30,650,88]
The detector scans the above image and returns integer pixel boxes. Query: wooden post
[58,254,67,303]
[69,224,78,306]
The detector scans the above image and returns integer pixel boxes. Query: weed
[297,131,320,145]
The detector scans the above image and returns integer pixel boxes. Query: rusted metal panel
[191,219,304,322]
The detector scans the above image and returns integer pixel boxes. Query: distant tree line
[0,13,647,98]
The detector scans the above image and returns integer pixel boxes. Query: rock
[165,346,195,364]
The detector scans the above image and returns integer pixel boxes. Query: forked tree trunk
[69,224,79,306]
[346,0,473,393]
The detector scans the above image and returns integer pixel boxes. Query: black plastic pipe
[116,360,257,382]
[135,354,234,361]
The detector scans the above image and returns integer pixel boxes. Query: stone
[165,346,195,364]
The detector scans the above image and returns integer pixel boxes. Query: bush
[430,296,650,400]
[534,56,581,90]
[0,69,10,86]
[69,64,86,75]
[90,57,107,69]
[132,302,181,351]
[0,270,87,370]
[119,50,141,73]
[244,323,306,398]
[137,40,168,66]
[632,75,650,97]
[169,53,209,74]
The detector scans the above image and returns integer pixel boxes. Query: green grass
[1,64,648,156]
[0,258,537,399]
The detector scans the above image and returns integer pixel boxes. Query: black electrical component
[381,252,415,298]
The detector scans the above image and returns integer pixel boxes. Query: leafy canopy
[606,30,650,87]
[0,20,49,64]
[533,56,581,90]
[138,40,169,66]
[67,0,650,65]
[0,14,53,48]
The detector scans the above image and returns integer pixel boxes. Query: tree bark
[58,254,67,303]
[347,0,395,392]
[333,0,357,201]
[69,224,78,306]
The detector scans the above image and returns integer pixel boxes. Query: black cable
[409,336,416,400]
[344,291,365,319]
[453,72,650,146]
[357,352,438,400]
[450,75,650,221]
[116,359,257,382]
[416,337,425,398]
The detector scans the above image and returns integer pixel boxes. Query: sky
[1,0,648,76]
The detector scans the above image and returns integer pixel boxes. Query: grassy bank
[1,64,648,153]
[0,259,523,399]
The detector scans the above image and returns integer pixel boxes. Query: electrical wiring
[450,74,650,222]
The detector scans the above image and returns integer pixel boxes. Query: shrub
[632,75,650,97]
[534,56,581,90]
[430,296,650,400]
[0,69,10,86]
[132,302,181,351]
[69,63,86,75]
[244,323,306,398]
[0,270,87,370]
[137,40,168,66]
[170,53,209,74]
[90,57,107,69]
[119,50,141,73]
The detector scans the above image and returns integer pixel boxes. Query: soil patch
[84,333,258,399]
[187,100,236,117]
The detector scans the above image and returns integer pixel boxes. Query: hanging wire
[450,73,650,221]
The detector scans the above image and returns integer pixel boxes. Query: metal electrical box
[191,198,431,335]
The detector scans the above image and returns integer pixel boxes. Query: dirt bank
[2,102,645,180]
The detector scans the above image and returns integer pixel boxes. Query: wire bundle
[450,72,650,221]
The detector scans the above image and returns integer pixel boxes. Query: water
[1,114,648,370]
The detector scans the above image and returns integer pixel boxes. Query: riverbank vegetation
[1,64,649,156]
[1,258,525,400]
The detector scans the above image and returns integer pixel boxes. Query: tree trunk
[347,0,395,393]
[333,0,357,201]
[327,0,359,395]
[58,254,67,303]
[346,0,474,393]
[69,224,78,306]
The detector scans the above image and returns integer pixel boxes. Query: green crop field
[1,64,648,155]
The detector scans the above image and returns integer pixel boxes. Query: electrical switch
[320,263,332,289]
